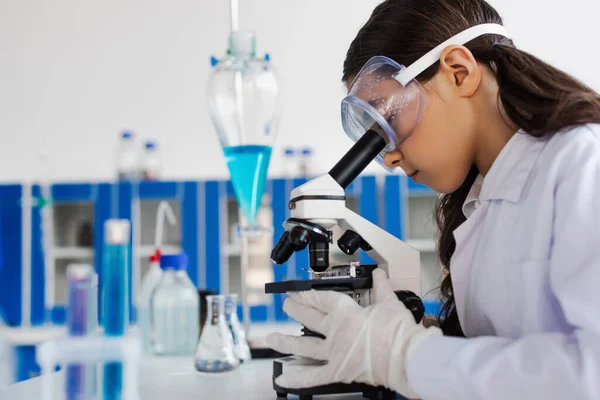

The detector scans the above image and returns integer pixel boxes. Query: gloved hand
[266,269,442,399]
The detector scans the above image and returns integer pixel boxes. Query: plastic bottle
[300,148,313,178]
[141,141,160,181]
[151,253,199,356]
[283,148,298,178]
[116,131,139,181]
[138,249,163,354]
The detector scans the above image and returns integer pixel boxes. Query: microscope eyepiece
[328,129,387,189]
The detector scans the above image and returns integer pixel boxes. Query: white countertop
[3,323,373,399]
[4,357,370,400]
[0,325,66,346]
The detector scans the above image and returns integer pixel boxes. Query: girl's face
[383,73,478,194]
[344,47,491,194]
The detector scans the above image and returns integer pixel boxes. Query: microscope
[266,129,425,400]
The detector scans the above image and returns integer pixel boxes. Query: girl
[267,0,600,399]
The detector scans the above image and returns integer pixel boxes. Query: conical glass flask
[224,294,251,364]
[194,295,239,373]
[207,30,280,231]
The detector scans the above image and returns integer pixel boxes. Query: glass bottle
[139,250,163,354]
[224,294,251,364]
[151,253,199,355]
[194,295,239,373]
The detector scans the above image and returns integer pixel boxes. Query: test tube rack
[36,330,141,400]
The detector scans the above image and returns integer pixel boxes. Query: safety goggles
[340,23,510,171]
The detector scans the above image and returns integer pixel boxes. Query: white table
[0,325,66,347]
[4,357,369,400]
[4,323,372,399]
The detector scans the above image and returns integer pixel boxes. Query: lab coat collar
[462,131,546,218]
[462,175,483,219]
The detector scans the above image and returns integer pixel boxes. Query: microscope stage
[265,264,377,294]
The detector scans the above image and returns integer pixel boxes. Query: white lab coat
[406,124,600,400]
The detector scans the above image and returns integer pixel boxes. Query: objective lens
[309,241,329,272]
[271,231,294,264]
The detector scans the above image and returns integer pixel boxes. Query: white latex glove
[266,269,442,399]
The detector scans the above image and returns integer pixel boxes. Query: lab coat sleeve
[406,131,600,400]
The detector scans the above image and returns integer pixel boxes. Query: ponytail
[490,44,600,136]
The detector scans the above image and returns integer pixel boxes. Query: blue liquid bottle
[102,219,130,400]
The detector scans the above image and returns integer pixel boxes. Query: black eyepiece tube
[328,130,387,189]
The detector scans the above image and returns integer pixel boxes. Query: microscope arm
[288,173,421,296]
[338,209,421,296]
[283,129,421,295]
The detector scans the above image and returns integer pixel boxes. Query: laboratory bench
[2,322,435,400]
[4,322,373,399]
[4,357,374,400]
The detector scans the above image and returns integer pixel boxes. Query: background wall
[1,0,599,183]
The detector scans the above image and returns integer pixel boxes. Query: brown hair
[343,0,600,336]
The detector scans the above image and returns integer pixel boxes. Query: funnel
[207,30,280,228]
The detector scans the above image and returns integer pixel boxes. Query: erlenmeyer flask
[194,295,239,373]
[224,294,251,364]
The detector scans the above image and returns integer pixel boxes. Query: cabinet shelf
[0,325,66,346]
[53,246,94,259]
[139,245,181,258]
[223,244,267,257]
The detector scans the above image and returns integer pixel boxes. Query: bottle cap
[284,148,295,156]
[302,148,312,156]
[104,220,130,245]
[149,249,162,263]
[160,253,188,271]
[121,131,133,140]
[66,264,94,282]
[145,141,156,150]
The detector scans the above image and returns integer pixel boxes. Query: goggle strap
[395,23,510,86]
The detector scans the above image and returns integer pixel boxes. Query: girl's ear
[438,45,482,98]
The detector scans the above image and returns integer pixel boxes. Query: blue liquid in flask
[223,145,272,224]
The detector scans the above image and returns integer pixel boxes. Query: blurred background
[1,0,599,182]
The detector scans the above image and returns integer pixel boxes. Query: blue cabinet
[0,175,439,327]
[0,185,23,326]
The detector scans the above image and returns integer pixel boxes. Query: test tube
[65,264,94,400]
[102,219,130,400]
[86,272,99,398]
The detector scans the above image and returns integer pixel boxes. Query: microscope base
[272,357,406,400]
